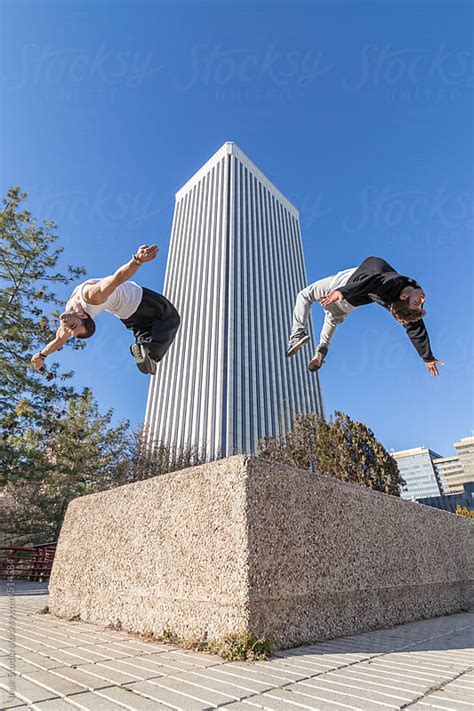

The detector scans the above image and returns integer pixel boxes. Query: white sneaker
[130,343,157,375]
[285,333,311,358]
[308,346,328,372]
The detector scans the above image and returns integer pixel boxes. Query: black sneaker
[308,346,328,372]
[285,333,311,358]
[130,343,157,375]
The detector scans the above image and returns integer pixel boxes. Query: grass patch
[140,629,274,661]
[106,619,123,631]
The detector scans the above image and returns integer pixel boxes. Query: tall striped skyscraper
[145,142,323,460]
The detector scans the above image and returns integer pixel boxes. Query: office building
[453,436,474,481]
[392,447,443,500]
[433,455,466,495]
[145,142,323,460]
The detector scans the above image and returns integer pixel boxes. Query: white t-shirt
[329,268,358,314]
[67,280,143,320]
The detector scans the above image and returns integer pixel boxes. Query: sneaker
[130,343,157,375]
[308,346,328,372]
[285,333,311,358]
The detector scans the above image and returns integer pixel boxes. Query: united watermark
[176,42,333,104]
[5,42,164,105]
[343,43,473,104]
[5,557,16,701]
[32,185,162,229]
[342,186,472,246]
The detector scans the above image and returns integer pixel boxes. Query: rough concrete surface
[49,456,473,649]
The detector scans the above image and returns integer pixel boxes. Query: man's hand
[320,290,343,307]
[31,353,45,371]
[136,244,159,264]
[425,359,445,377]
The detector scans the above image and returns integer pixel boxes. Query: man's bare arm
[31,327,71,371]
[83,244,158,305]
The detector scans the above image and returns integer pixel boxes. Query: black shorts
[121,287,180,362]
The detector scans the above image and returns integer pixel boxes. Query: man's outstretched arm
[83,244,158,305]
[404,319,444,376]
[31,326,71,371]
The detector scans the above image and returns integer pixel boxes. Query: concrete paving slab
[0,674,58,703]
[160,666,262,698]
[4,652,69,673]
[120,678,218,709]
[22,669,94,697]
[42,663,119,692]
[0,658,44,677]
[249,687,354,710]
[129,675,241,706]
[94,655,218,682]
[80,684,174,710]
[73,661,148,687]
[223,702,277,710]
[55,690,132,710]
[200,663,278,693]
[87,657,161,682]
[289,674,413,706]
[0,690,29,710]
[28,698,85,710]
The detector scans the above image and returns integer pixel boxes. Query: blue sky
[2,0,472,456]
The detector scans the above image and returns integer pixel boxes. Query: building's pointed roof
[176,141,299,217]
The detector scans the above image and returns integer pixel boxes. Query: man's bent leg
[122,289,180,372]
[287,275,335,356]
[308,306,346,372]
[146,310,180,362]
[318,307,346,352]
[289,276,334,337]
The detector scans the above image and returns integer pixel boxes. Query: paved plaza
[0,582,473,710]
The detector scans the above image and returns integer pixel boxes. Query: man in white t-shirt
[31,244,180,376]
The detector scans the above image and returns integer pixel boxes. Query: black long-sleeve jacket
[338,257,435,362]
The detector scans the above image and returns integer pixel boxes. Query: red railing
[0,542,57,582]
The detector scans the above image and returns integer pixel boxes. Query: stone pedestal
[49,456,473,648]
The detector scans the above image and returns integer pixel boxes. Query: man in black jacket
[286,256,444,376]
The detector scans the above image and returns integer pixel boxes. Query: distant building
[432,455,467,495]
[415,482,474,514]
[392,447,443,500]
[392,435,474,513]
[453,436,474,481]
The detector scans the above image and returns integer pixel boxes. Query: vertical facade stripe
[176,181,200,448]
[255,181,271,437]
[213,158,225,455]
[221,153,232,455]
[242,165,251,452]
[191,171,212,449]
[264,188,288,436]
[284,206,304,416]
[144,197,181,437]
[274,199,296,425]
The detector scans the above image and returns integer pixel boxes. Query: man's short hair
[390,299,426,325]
[76,315,96,339]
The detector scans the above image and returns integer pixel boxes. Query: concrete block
[49,456,473,649]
